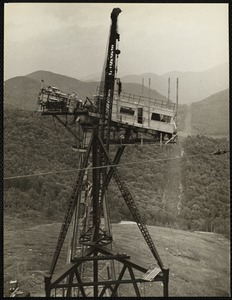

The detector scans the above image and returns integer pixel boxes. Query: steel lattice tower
[37,7,177,297]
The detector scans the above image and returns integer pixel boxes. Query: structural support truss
[44,130,169,297]
[45,246,169,297]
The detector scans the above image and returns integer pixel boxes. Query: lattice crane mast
[37,7,177,297]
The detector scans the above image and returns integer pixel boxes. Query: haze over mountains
[80,63,229,105]
[4,62,228,107]
[122,63,229,104]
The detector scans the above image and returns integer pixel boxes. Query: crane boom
[100,8,121,149]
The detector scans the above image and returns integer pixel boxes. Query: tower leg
[44,274,52,297]
[162,268,169,297]
[93,250,99,297]
[128,266,141,297]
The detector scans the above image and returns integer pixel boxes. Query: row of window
[119,106,172,123]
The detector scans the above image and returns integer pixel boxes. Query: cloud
[5,23,110,79]
[4,3,229,80]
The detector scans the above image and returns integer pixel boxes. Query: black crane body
[38,8,177,297]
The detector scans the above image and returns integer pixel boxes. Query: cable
[4,150,229,180]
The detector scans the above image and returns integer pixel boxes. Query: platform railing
[96,87,175,111]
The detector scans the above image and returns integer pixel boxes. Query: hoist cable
[4,150,229,180]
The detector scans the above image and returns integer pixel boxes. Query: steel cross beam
[53,115,82,141]
[45,245,165,297]
[74,269,87,297]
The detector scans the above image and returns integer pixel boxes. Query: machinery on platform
[38,7,177,297]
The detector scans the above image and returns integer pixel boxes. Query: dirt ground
[4,214,230,297]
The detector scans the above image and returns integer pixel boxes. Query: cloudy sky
[4,3,229,80]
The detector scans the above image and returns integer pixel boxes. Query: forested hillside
[191,89,229,136]
[4,109,230,237]
[4,109,77,220]
[180,135,230,236]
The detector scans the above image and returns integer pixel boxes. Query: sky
[4,3,229,81]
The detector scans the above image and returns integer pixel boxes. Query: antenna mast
[142,77,144,96]
[168,77,170,104]
[176,78,179,127]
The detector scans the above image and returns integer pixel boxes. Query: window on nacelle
[151,113,161,121]
[120,107,135,116]
[151,113,172,123]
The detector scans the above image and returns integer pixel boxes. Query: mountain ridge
[4,70,229,137]
[4,70,169,111]
[190,88,229,136]
[121,63,229,104]
[5,61,228,106]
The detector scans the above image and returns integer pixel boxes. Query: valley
[3,69,230,297]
